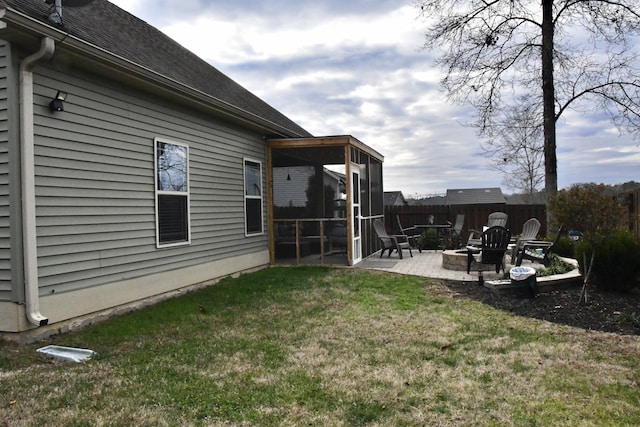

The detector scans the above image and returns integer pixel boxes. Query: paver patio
[357,250,515,281]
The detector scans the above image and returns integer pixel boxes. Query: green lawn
[1,266,639,426]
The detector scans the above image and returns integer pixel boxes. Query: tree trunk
[542,0,557,200]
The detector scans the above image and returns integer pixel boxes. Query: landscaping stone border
[484,257,582,296]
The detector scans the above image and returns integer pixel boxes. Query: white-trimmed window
[155,138,190,247]
[244,158,263,236]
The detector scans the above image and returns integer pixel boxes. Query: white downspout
[19,37,55,326]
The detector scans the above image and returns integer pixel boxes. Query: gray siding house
[0,0,321,339]
[383,191,407,206]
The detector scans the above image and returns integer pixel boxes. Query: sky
[109,0,640,198]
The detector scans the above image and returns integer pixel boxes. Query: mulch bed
[442,280,640,336]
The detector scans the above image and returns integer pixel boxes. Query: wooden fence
[385,204,548,244]
[387,189,640,242]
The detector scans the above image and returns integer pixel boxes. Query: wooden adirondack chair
[510,218,541,264]
[467,212,508,246]
[467,226,511,285]
[373,219,413,259]
[515,226,564,267]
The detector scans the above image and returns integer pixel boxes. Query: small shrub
[551,235,576,258]
[576,229,640,292]
[536,254,575,277]
[547,184,627,242]
[614,311,640,328]
[418,229,440,250]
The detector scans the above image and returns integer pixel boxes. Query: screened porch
[267,136,384,266]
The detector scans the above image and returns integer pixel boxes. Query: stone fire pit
[441,249,502,272]
[441,249,514,286]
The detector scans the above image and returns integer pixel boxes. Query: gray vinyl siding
[32,66,268,295]
[0,41,11,300]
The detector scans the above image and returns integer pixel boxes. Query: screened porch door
[350,165,362,264]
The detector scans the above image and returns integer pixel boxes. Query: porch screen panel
[360,153,370,217]
[370,158,383,216]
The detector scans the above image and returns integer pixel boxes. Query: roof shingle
[5,0,312,137]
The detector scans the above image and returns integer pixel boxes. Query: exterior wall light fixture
[49,90,67,112]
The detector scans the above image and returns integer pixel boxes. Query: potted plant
[417,229,440,250]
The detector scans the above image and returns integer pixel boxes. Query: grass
[1,266,639,426]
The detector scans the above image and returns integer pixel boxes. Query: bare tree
[416,0,640,199]
[482,99,544,198]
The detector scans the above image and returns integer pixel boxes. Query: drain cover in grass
[37,345,95,363]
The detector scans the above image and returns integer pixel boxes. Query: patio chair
[515,226,564,267]
[443,213,465,249]
[373,219,413,259]
[510,218,541,263]
[395,215,421,249]
[487,212,508,228]
[467,212,509,246]
[467,226,511,286]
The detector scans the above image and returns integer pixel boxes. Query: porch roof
[268,135,384,163]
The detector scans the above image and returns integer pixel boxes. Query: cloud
[110,0,640,196]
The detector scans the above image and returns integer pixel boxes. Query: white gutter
[19,36,55,327]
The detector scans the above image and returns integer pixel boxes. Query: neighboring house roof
[2,0,312,138]
[414,196,446,205]
[384,191,406,206]
[323,168,346,188]
[446,188,506,205]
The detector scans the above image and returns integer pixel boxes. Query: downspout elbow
[20,37,55,327]
[19,37,55,74]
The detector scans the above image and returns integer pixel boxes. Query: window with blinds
[155,138,190,246]
[244,159,263,236]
